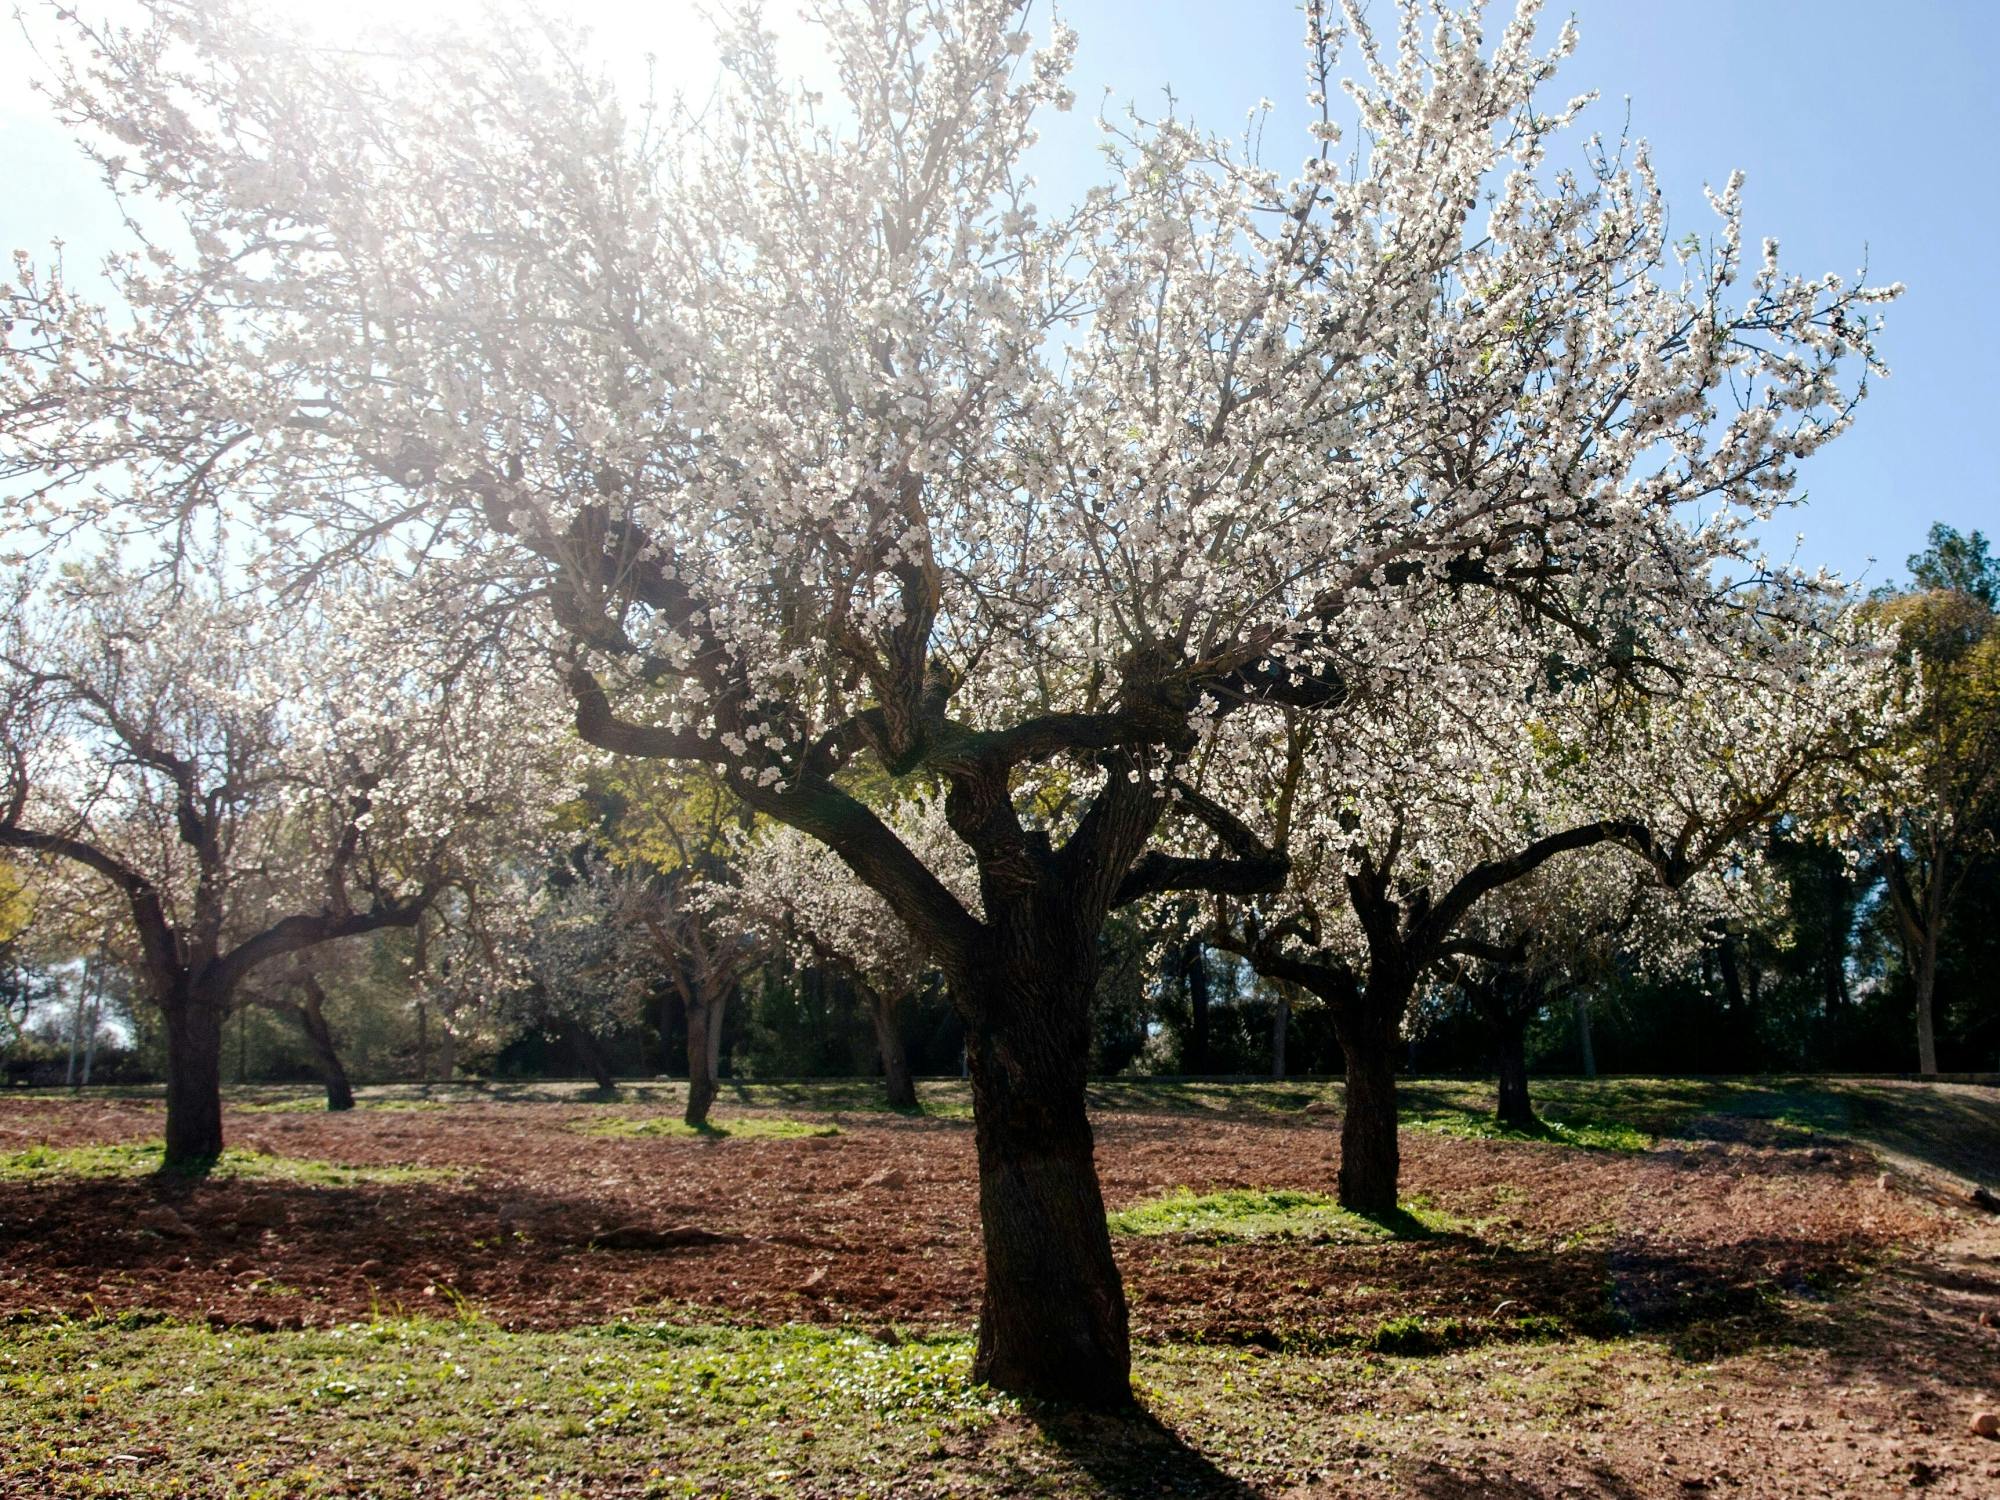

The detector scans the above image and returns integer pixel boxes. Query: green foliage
[236,1093,448,1114]
[1366,1314,1477,1355]
[1907,523,1998,606]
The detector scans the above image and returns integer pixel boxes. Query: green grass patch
[0,1143,455,1187]
[0,1314,1008,1498]
[1107,1187,1449,1243]
[1400,1106,1652,1154]
[574,1115,841,1141]
[237,1095,450,1115]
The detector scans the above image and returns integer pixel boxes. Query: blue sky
[4,1,1994,586]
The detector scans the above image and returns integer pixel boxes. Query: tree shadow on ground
[1834,1081,2000,1185]
[1030,1403,1258,1499]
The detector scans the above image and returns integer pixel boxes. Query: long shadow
[1836,1081,2000,1185]
[1031,1403,1259,1499]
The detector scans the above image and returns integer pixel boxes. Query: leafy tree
[1861,527,2000,1072]
[1907,524,1998,607]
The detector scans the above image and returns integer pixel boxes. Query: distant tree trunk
[706,986,728,1083]
[1495,1010,1535,1129]
[65,956,89,1088]
[1182,938,1210,1074]
[1574,992,1597,1079]
[684,995,719,1126]
[163,991,226,1168]
[437,1021,456,1084]
[658,984,678,1075]
[1269,986,1289,1080]
[866,984,918,1110]
[1914,931,1941,1076]
[80,989,99,1086]
[1336,1011,1400,1215]
[1888,850,1948,1076]
[563,1017,617,1093]
[415,996,429,1085]
[957,943,1129,1408]
[295,978,355,1112]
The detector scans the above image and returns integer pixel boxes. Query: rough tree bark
[163,991,226,1167]
[1334,1009,1401,1215]
[1494,1011,1535,1130]
[957,939,1129,1407]
[684,996,720,1127]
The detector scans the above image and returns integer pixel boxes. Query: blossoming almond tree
[1196,606,1897,1212]
[1436,844,1727,1129]
[1,0,1894,1401]
[0,561,568,1166]
[737,796,978,1110]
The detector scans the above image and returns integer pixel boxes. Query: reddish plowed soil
[0,1095,1944,1347]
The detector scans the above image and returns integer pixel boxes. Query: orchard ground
[0,1077,1997,1498]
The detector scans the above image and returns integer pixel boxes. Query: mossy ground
[0,1311,1786,1499]
[1107,1187,1454,1243]
[0,1143,455,1187]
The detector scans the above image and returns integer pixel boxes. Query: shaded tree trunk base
[869,990,919,1113]
[1337,1033,1400,1217]
[296,980,355,1113]
[961,956,1131,1408]
[685,1000,718,1127]
[1495,1020,1536,1131]
[163,996,226,1170]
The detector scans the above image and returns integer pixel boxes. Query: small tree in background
[1862,527,2000,1073]
[739,798,978,1109]
[1199,609,1894,1212]
[0,562,566,1165]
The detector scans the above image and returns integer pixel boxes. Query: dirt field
[1,1076,1997,1497]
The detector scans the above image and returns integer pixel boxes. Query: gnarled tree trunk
[957,943,1129,1408]
[866,985,918,1111]
[295,978,355,1112]
[163,991,226,1168]
[1335,1011,1401,1215]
